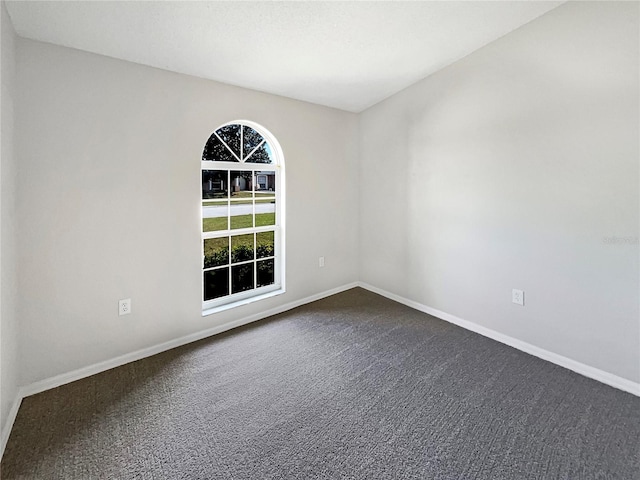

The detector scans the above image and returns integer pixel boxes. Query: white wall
[359,1,639,383]
[7,0,640,399]
[15,39,359,386]
[0,0,18,439]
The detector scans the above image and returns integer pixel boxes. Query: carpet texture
[2,288,639,479]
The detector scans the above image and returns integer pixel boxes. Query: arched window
[201,121,285,313]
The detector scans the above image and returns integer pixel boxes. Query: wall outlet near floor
[119,298,131,316]
[319,256,325,268]
[512,289,524,306]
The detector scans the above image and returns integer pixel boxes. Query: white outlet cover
[119,298,131,316]
[512,289,524,306]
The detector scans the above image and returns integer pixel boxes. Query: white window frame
[201,120,286,315]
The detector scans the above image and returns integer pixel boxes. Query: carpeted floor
[2,288,639,479]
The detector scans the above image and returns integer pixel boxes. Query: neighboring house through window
[201,121,285,313]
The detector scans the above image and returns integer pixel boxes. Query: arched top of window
[203,123,275,164]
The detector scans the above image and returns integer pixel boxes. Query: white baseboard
[1,281,359,457]
[21,282,359,399]
[357,282,640,397]
[4,279,637,459]
[0,393,22,460]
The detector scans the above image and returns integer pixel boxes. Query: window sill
[202,287,285,317]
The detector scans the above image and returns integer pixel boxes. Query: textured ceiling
[5,1,563,112]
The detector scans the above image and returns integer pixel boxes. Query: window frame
[201,120,286,315]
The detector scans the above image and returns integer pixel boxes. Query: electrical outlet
[512,289,524,306]
[319,256,325,268]
[119,298,131,316]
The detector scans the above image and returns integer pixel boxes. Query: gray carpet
[2,288,639,479]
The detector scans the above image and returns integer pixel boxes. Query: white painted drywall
[4,1,563,113]
[359,1,640,383]
[15,39,359,386]
[7,0,639,400]
[0,0,19,437]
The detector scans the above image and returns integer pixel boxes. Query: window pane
[204,268,229,301]
[230,199,253,230]
[256,198,275,227]
[232,263,254,294]
[254,171,276,194]
[202,199,228,232]
[201,123,281,307]
[257,259,275,287]
[243,126,264,161]
[204,237,229,268]
[215,125,241,159]
[245,142,273,164]
[230,171,253,198]
[256,231,274,259]
[202,170,228,199]
[231,234,254,263]
[203,134,238,162]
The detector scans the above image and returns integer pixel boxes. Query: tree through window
[201,122,284,312]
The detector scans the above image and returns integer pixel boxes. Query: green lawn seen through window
[203,213,275,232]
[203,197,274,207]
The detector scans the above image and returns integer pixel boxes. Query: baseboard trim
[5,279,637,458]
[357,282,640,397]
[2,282,358,457]
[18,282,359,401]
[0,393,23,459]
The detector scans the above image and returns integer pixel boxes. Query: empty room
[1,0,638,478]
